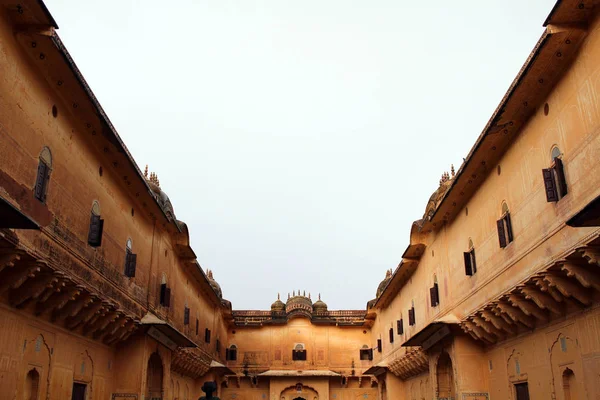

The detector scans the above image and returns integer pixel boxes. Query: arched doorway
[146,353,163,400]
[24,369,40,400]
[562,368,578,400]
[280,383,318,400]
[437,352,455,399]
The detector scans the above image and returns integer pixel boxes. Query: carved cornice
[0,234,139,345]
[231,309,367,326]
[171,347,213,379]
[387,347,429,380]
[461,240,600,344]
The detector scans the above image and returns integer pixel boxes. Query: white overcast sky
[45,0,556,310]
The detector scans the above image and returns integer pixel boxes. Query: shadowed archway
[146,352,163,400]
[436,352,455,399]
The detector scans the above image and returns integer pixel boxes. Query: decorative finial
[277,293,280,300]
[144,165,149,179]
[293,290,295,296]
[308,293,311,300]
[288,293,290,299]
[303,290,306,297]
[148,171,161,188]
[451,164,455,177]
[319,293,321,300]
[440,171,451,185]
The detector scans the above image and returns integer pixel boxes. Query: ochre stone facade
[1,1,600,400]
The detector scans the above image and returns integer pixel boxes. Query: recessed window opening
[464,238,477,276]
[497,201,514,248]
[408,301,416,326]
[160,277,171,307]
[430,275,440,307]
[34,147,52,202]
[124,238,137,277]
[88,201,104,247]
[292,343,307,361]
[226,344,238,361]
[543,146,568,202]
[184,304,190,325]
[359,345,373,361]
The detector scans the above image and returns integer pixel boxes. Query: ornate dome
[271,293,285,312]
[312,293,328,313]
[285,291,313,318]
[144,166,176,221]
[423,167,455,221]
[206,269,222,299]
[158,189,176,221]
[376,269,393,298]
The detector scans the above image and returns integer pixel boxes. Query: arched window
[497,201,514,248]
[464,238,477,276]
[183,302,190,325]
[24,368,40,400]
[124,238,137,277]
[408,300,416,326]
[397,316,404,335]
[292,343,307,361]
[160,274,171,307]
[430,275,440,307]
[87,201,104,247]
[359,344,373,361]
[34,147,52,202]
[543,146,568,202]
[551,146,562,161]
[226,344,238,361]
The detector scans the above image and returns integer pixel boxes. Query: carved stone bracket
[0,227,140,347]
[171,347,212,379]
[388,347,429,380]
[461,242,600,343]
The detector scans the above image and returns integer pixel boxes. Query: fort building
[1,0,600,399]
